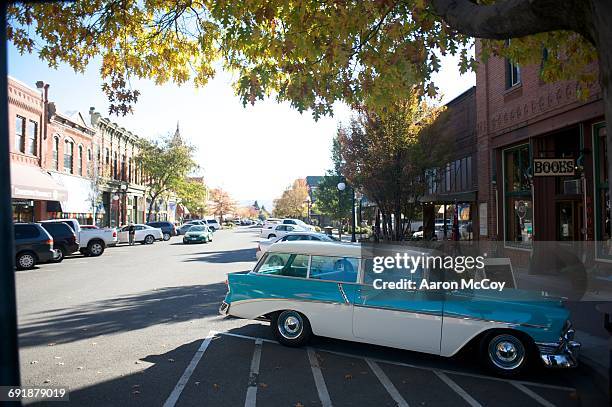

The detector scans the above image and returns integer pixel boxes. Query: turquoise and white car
[220,241,580,375]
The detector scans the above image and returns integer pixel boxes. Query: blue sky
[8,43,474,210]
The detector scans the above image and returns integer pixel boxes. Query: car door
[134,225,147,241]
[352,259,444,355]
[117,226,129,243]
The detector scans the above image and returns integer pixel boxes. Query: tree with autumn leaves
[273,179,309,219]
[337,95,452,241]
[209,188,236,223]
[8,0,612,215]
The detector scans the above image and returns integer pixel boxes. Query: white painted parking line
[433,371,482,407]
[307,347,333,407]
[244,338,263,407]
[365,358,409,407]
[163,330,217,407]
[512,383,557,407]
[216,331,575,392]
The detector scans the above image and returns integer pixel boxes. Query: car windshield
[189,226,207,232]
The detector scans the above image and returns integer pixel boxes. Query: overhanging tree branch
[429,0,594,43]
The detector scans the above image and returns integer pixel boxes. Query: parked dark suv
[39,222,79,262]
[146,221,176,241]
[14,223,55,270]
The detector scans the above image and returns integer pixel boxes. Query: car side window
[309,256,359,283]
[135,225,145,231]
[15,225,40,239]
[257,253,309,278]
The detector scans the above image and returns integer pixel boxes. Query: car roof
[268,241,435,258]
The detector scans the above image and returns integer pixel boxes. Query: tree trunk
[146,194,157,223]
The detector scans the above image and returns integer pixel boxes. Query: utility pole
[0,0,22,392]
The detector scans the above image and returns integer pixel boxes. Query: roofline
[444,86,476,107]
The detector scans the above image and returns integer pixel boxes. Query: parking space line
[511,383,556,407]
[215,332,575,392]
[244,338,263,407]
[307,347,333,407]
[163,330,217,407]
[433,371,482,407]
[365,358,409,407]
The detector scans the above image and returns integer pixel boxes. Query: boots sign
[533,158,575,176]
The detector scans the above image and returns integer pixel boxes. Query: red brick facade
[475,40,605,246]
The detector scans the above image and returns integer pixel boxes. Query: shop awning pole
[0,1,22,391]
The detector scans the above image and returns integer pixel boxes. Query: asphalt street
[14,227,607,406]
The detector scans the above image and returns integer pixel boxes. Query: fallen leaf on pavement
[344,374,352,380]
[259,383,268,389]
[213,383,220,390]
[77,367,84,370]
[30,361,38,364]
[43,380,50,384]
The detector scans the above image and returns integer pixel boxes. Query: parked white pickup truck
[40,219,118,257]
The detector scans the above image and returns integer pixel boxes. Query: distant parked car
[282,218,316,231]
[205,218,221,231]
[256,231,337,259]
[177,220,206,235]
[117,224,163,244]
[80,225,99,230]
[41,219,117,256]
[147,221,177,241]
[260,223,307,239]
[14,223,55,270]
[182,225,214,244]
[39,222,79,262]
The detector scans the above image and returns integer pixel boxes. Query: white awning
[49,173,95,214]
[11,163,69,201]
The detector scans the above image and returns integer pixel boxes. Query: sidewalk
[577,329,610,393]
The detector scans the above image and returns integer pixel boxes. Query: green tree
[273,179,309,218]
[312,172,353,225]
[210,188,236,223]
[136,133,198,221]
[177,179,208,219]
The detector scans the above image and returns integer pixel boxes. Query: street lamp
[337,180,356,242]
[304,196,312,224]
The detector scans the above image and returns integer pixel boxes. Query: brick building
[422,86,477,240]
[88,107,147,227]
[475,40,607,257]
[8,77,68,222]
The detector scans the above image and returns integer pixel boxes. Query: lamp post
[304,196,312,224]
[337,181,356,242]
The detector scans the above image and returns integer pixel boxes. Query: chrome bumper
[219,301,230,316]
[537,322,581,368]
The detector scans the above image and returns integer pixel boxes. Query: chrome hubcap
[489,335,525,370]
[91,244,102,254]
[20,255,34,268]
[278,312,303,339]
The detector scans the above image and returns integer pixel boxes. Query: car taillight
[45,239,53,247]
[113,230,117,237]
[224,278,228,286]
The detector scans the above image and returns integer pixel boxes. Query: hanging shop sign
[533,158,575,176]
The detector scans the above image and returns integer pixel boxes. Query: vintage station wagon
[220,241,580,375]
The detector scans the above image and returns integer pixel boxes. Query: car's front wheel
[481,332,530,376]
[272,310,312,347]
[16,252,37,270]
[144,235,155,244]
[163,232,171,241]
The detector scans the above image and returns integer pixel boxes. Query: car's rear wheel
[52,247,66,263]
[16,252,37,270]
[87,240,105,257]
[145,235,155,244]
[163,232,171,241]
[480,332,529,376]
[272,310,311,347]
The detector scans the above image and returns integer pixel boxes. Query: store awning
[11,163,69,201]
[49,173,95,214]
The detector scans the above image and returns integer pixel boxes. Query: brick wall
[7,77,44,167]
[475,40,605,240]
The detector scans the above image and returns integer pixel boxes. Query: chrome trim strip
[443,313,549,329]
[337,283,349,304]
[230,298,344,307]
[353,303,442,318]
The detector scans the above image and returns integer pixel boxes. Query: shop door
[557,201,584,241]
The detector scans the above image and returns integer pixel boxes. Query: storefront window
[504,144,532,247]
